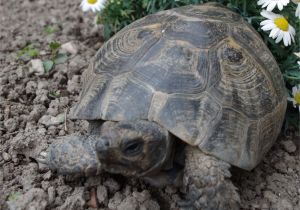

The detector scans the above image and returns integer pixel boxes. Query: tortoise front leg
[178,146,240,210]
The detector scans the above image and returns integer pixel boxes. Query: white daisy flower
[295,52,300,58]
[298,61,300,68]
[288,85,300,112]
[257,0,290,11]
[80,0,106,12]
[292,0,300,18]
[260,10,296,46]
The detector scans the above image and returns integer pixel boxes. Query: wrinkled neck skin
[142,137,185,187]
[136,132,175,177]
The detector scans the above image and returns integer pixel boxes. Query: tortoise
[38,2,287,210]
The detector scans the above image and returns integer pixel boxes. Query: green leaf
[284,70,300,80]
[43,60,54,73]
[49,41,61,51]
[53,53,68,64]
[17,44,39,58]
[49,90,61,98]
[8,192,22,201]
[27,48,39,57]
[44,25,60,35]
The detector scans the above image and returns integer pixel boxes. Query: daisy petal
[270,28,280,38]
[292,86,298,95]
[262,23,276,31]
[267,1,277,11]
[275,32,284,43]
[296,4,300,18]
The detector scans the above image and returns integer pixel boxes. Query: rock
[41,181,50,191]
[53,72,67,85]
[19,163,38,191]
[140,200,160,210]
[6,188,48,210]
[96,185,108,205]
[281,140,297,153]
[103,178,120,194]
[39,113,65,126]
[108,192,124,210]
[37,80,49,90]
[67,55,87,79]
[132,190,151,203]
[47,97,69,116]
[43,171,52,180]
[4,118,19,133]
[56,185,73,200]
[0,169,4,185]
[117,196,138,210]
[47,125,58,135]
[29,59,44,76]
[133,190,160,210]
[48,187,56,203]
[58,187,85,210]
[29,104,46,122]
[61,41,78,55]
[2,152,11,161]
[34,89,49,105]
[67,75,81,94]
[16,67,25,79]
[26,81,37,95]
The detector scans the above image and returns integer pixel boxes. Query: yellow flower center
[295,92,300,105]
[87,0,97,4]
[274,17,289,31]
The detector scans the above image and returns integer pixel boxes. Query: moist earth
[0,0,299,209]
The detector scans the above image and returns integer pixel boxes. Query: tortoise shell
[70,3,287,170]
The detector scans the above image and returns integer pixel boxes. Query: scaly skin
[179,146,240,210]
[47,135,102,176]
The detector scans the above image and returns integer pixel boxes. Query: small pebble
[39,114,65,127]
[96,185,108,205]
[29,59,44,76]
[103,178,120,194]
[61,41,79,55]
[43,171,52,180]
[281,140,297,153]
[2,152,11,161]
[48,186,56,203]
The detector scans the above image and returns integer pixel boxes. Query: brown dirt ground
[0,0,299,209]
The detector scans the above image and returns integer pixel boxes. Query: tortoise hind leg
[178,146,240,210]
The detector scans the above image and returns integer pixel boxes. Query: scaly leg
[178,146,240,210]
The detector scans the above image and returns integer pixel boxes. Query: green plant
[17,44,40,58]
[43,25,61,35]
[49,90,61,98]
[7,192,22,201]
[43,41,68,73]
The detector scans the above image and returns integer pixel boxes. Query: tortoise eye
[122,139,144,156]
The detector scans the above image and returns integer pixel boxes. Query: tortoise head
[95,120,173,177]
